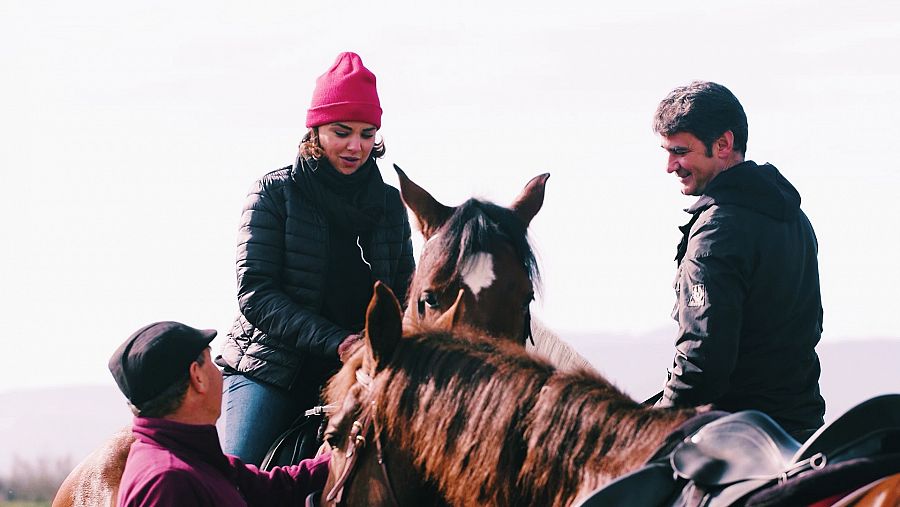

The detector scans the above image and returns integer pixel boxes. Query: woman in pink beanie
[216,52,415,467]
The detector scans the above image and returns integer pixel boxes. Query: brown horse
[395,166,592,371]
[51,426,132,507]
[317,282,700,507]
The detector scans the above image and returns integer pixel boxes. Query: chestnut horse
[395,166,592,371]
[52,169,591,506]
[316,282,700,507]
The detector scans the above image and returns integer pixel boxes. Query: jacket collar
[132,416,231,475]
[684,160,801,221]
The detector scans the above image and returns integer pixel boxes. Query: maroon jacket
[118,417,329,506]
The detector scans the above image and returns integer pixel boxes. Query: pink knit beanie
[306,52,382,129]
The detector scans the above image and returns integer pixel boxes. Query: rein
[324,369,400,507]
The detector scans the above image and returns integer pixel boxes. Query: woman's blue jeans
[221,373,307,466]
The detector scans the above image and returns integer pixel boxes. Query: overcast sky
[2,0,898,392]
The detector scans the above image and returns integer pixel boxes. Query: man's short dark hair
[129,351,205,418]
[653,81,748,156]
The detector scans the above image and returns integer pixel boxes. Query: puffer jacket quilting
[217,164,415,390]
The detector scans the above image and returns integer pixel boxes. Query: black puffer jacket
[217,163,415,392]
[659,161,825,433]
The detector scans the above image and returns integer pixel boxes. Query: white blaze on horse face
[460,252,496,298]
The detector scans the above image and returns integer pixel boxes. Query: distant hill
[1,337,897,475]
[567,332,900,420]
[0,385,132,475]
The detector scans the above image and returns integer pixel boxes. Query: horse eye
[422,291,439,310]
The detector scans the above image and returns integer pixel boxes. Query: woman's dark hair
[299,127,386,160]
[129,351,205,418]
[653,81,748,156]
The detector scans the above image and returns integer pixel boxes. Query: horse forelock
[429,199,540,295]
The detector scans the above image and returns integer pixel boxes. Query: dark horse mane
[429,198,541,294]
[341,328,696,507]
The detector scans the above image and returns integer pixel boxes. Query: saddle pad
[671,410,800,486]
[832,474,900,507]
[794,394,900,464]
[743,453,900,507]
[831,472,900,507]
[572,462,681,507]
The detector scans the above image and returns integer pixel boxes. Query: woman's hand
[337,333,363,362]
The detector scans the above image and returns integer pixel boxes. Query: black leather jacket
[659,161,826,433]
[217,163,415,392]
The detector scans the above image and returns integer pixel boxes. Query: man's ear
[714,131,735,160]
[188,361,206,394]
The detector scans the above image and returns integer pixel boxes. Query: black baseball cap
[108,321,217,406]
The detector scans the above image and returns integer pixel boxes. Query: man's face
[660,131,727,196]
[199,348,223,420]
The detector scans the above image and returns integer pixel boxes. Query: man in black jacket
[653,81,825,440]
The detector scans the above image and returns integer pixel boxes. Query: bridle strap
[325,370,400,507]
[325,415,369,503]
[373,409,400,506]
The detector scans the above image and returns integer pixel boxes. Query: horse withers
[51,426,132,507]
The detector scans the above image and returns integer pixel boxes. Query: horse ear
[364,281,404,370]
[510,173,550,226]
[394,164,454,240]
[433,289,465,331]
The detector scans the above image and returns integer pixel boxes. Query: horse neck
[520,373,696,506]
[375,342,695,507]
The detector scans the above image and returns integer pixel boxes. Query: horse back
[52,425,134,507]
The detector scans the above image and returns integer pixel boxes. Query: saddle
[260,408,327,471]
[574,394,900,507]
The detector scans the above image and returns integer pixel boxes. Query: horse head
[317,281,444,507]
[395,165,549,346]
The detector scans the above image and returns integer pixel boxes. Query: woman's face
[317,121,378,175]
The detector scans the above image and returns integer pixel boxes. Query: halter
[321,369,400,507]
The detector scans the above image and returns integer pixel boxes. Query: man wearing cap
[109,321,329,506]
[652,81,826,440]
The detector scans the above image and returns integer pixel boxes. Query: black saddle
[260,409,326,471]
[575,394,900,507]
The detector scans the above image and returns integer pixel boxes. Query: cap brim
[199,329,217,344]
